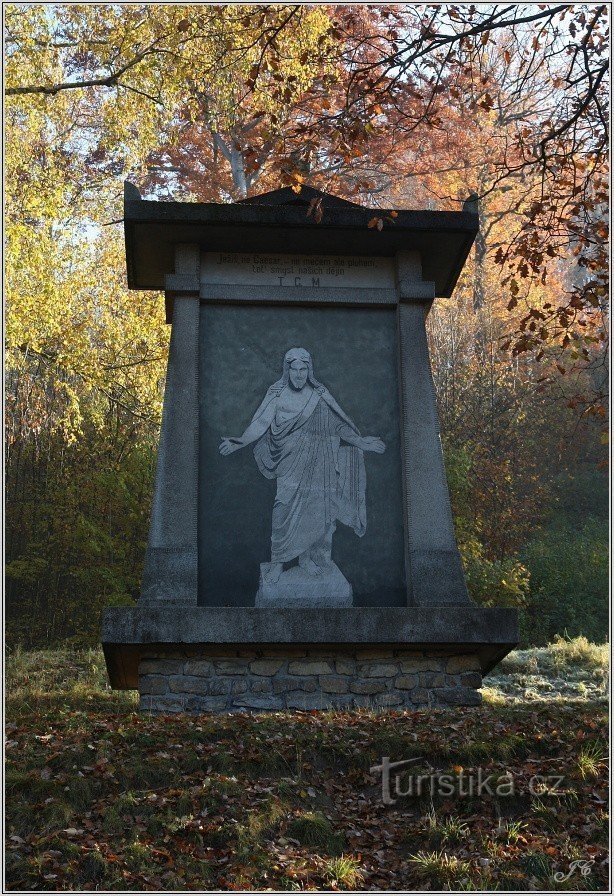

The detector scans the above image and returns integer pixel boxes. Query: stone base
[255,561,352,607]
[102,605,519,694]
[138,648,483,713]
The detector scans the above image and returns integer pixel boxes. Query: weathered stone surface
[350,679,387,695]
[285,691,331,710]
[139,659,184,676]
[215,660,251,675]
[397,650,424,659]
[250,660,284,676]
[331,695,355,709]
[375,692,403,707]
[419,672,446,688]
[169,675,231,695]
[139,675,169,695]
[272,676,316,694]
[183,660,213,677]
[234,695,283,710]
[103,605,520,690]
[460,671,483,688]
[288,660,332,675]
[185,695,228,712]
[447,655,480,674]
[395,674,418,690]
[438,687,482,706]
[411,688,430,705]
[360,664,399,677]
[140,695,184,713]
[319,675,349,694]
[351,694,376,708]
[335,658,356,675]
[400,659,442,673]
[251,678,273,694]
[134,648,485,712]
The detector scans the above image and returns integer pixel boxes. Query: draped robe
[252,386,366,563]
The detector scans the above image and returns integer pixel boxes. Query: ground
[5,638,609,891]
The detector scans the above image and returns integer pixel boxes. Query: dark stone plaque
[198,303,405,607]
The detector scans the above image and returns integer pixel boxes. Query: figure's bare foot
[298,552,322,577]
[264,562,283,584]
[311,548,333,571]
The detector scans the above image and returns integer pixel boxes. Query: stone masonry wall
[138,649,482,713]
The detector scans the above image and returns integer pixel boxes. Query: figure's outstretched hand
[361,436,386,453]
[219,438,242,456]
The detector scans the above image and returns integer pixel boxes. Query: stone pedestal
[137,648,482,713]
[255,562,352,608]
[102,605,517,710]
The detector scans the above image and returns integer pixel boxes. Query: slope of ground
[5,641,608,891]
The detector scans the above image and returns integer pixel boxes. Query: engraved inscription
[202,252,395,290]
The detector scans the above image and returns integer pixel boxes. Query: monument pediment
[123,182,478,299]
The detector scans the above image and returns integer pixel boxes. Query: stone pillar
[140,245,200,605]
[395,251,471,606]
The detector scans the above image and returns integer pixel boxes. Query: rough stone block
[438,687,482,706]
[285,691,332,710]
[251,678,273,694]
[250,660,284,676]
[139,675,169,696]
[400,659,442,673]
[331,694,355,709]
[169,675,231,696]
[447,655,480,674]
[411,688,430,705]
[374,692,403,707]
[139,659,184,676]
[460,671,483,688]
[351,694,375,708]
[288,660,332,675]
[350,678,387,695]
[141,695,184,713]
[183,660,213,677]
[335,658,356,675]
[361,664,399,677]
[231,680,248,694]
[215,660,251,675]
[395,674,418,690]
[272,675,316,694]
[419,672,446,688]
[319,675,349,694]
[185,695,228,712]
[233,695,283,710]
[397,650,424,659]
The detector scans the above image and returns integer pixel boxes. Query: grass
[424,812,470,847]
[409,850,473,888]
[487,635,609,704]
[4,645,610,891]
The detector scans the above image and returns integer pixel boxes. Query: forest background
[5,3,608,649]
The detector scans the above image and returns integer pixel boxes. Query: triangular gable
[239,184,365,209]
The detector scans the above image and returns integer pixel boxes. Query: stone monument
[101,183,518,711]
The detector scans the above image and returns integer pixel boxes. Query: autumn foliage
[5,5,608,646]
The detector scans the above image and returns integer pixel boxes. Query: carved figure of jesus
[219,348,385,584]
